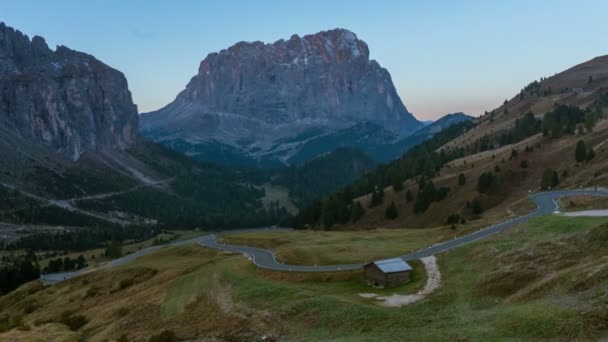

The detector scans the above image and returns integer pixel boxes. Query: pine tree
[541,168,559,189]
[458,173,466,186]
[351,202,365,222]
[369,188,384,208]
[385,201,398,220]
[405,189,413,203]
[575,140,587,162]
[392,179,404,192]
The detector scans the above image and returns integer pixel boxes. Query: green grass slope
[1,215,608,340]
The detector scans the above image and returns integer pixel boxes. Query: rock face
[140,28,421,167]
[0,22,138,161]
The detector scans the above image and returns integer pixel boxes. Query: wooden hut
[364,258,412,288]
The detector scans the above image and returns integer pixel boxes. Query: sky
[2,1,607,120]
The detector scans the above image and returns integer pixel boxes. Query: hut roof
[372,258,412,273]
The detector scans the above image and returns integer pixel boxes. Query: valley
[1,6,608,340]
[2,211,608,340]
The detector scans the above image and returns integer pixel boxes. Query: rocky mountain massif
[0,23,390,236]
[0,22,138,161]
[140,28,422,167]
[0,22,290,233]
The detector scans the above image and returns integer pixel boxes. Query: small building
[364,258,412,288]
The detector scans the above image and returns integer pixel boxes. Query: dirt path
[358,256,441,307]
[562,209,608,217]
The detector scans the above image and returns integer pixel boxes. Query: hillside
[294,55,608,229]
[442,55,608,153]
[1,215,607,340]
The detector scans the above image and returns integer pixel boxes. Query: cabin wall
[386,271,411,287]
[364,264,387,287]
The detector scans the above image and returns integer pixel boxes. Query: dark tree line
[542,105,587,138]
[471,112,541,154]
[0,259,40,294]
[413,176,450,214]
[44,255,88,274]
[7,225,161,252]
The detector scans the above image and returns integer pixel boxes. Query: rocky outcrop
[0,22,138,161]
[140,28,420,166]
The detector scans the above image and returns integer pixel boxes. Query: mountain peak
[0,22,138,160]
[141,28,420,167]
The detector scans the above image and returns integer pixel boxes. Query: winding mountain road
[40,188,608,284]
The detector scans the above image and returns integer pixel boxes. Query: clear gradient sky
[2,1,607,120]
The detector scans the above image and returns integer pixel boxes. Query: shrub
[119,278,135,290]
[149,330,178,342]
[447,214,461,225]
[23,301,39,314]
[60,311,88,331]
[520,160,528,168]
[116,307,130,317]
[85,287,99,298]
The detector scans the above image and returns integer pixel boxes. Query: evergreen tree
[105,242,123,259]
[405,189,414,203]
[369,188,384,208]
[76,255,88,269]
[477,172,494,194]
[472,199,483,214]
[392,179,404,192]
[385,201,398,220]
[458,173,466,186]
[351,202,365,222]
[541,168,559,189]
[575,140,587,162]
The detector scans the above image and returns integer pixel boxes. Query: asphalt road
[39,235,202,285]
[198,188,608,269]
[40,188,608,284]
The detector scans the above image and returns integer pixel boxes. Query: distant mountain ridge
[140,28,422,167]
[357,112,473,162]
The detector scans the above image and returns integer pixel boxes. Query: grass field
[221,221,499,266]
[2,215,608,340]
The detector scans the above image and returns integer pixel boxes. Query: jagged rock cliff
[140,28,421,166]
[0,22,138,161]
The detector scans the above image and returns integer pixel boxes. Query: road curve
[39,235,202,284]
[198,188,608,269]
[41,188,608,284]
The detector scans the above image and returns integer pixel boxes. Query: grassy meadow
[1,215,608,340]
